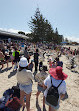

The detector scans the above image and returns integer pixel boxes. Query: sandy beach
[0,48,79,111]
[62,45,79,50]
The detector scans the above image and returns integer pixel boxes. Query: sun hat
[49,66,68,80]
[19,57,28,67]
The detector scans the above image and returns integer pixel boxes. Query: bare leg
[43,96,45,106]
[36,91,41,100]
[51,107,56,111]
[20,90,26,107]
[1,61,4,69]
[49,105,56,111]
[49,106,51,111]
[1,63,4,69]
[14,62,17,70]
[25,93,31,111]
[6,60,9,68]
[43,96,46,111]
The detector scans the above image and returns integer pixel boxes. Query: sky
[0,0,79,42]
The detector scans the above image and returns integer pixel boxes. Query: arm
[60,81,66,99]
[43,75,50,89]
[2,52,5,59]
[43,83,47,90]
[29,72,34,80]
[60,93,65,99]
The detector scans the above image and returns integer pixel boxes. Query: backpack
[46,76,63,106]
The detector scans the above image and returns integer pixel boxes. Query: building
[0,30,29,42]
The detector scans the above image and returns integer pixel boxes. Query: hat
[19,57,28,67]
[49,66,68,80]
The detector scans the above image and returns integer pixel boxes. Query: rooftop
[0,30,29,39]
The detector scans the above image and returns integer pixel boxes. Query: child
[35,66,48,110]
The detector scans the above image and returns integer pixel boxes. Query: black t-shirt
[34,52,39,63]
[15,51,20,60]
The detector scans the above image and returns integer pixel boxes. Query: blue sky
[0,0,79,42]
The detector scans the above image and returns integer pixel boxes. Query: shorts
[19,83,32,94]
[37,85,44,93]
[45,98,60,110]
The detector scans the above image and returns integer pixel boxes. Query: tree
[28,8,54,43]
[18,31,25,35]
[28,8,63,44]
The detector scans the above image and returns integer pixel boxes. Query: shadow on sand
[71,70,79,74]
[36,99,42,111]
[8,70,17,78]
[0,67,12,73]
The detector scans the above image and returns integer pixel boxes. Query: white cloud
[64,36,79,43]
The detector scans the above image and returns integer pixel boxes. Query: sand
[0,48,79,111]
[62,45,79,50]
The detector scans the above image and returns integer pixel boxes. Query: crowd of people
[0,40,79,111]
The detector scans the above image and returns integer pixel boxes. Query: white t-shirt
[44,75,66,97]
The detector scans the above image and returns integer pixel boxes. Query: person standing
[24,47,30,63]
[55,57,63,67]
[17,57,34,111]
[43,66,68,111]
[34,49,39,72]
[13,47,20,70]
[0,49,5,69]
[35,66,48,110]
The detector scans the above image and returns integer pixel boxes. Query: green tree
[18,31,25,35]
[28,8,54,43]
[28,8,63,44]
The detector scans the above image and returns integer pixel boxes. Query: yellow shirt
[12,51,20,57]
